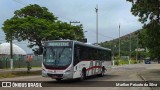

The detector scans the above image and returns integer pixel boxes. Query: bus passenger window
[74,46,80,65]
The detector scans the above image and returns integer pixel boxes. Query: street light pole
[95,4,98,44]
[84,31,88,38]
[136,37,138,62]
[119,24,121,58]
[10,33,13,70]
[129,33,131,64]
[113,40,116,66]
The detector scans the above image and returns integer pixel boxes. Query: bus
[42,40,112,81]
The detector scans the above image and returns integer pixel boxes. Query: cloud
[0,0,143,53]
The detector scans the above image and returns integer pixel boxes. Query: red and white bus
[42,40,112,81]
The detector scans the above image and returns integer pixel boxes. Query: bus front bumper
[42,70,73,79]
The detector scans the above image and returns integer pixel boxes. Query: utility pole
[70,21,80,25]
[112,39,116,66]
[95,4,98,44]
[119,24,121,58]
[70,21,80,40]
[10,34,13,70]
[136,37,138,63]
[130,33,131,59]
[129,33,132,64]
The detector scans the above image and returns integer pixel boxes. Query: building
[0,43,26,55]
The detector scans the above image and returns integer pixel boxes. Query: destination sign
[47,42,70,46]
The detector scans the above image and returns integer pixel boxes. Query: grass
[114,59,137,65]
[0,70,41,79]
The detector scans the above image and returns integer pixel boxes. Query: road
[0,64,160,90]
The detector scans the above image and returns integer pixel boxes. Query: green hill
[99,30,146,59]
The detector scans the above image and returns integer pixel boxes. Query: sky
[0,0,143,53]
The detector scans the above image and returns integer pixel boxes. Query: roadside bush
[115,60,120,65]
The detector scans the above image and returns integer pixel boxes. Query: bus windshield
[43,47,72,67]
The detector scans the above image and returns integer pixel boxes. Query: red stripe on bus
[86,66,102,71]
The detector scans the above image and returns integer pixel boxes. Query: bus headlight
[42,69,48,77]
[64,70,71,74]
[63,69,73,79]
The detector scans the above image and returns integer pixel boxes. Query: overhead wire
[12,0,76,22]
[88,29,114,39]
[11,0,113,42]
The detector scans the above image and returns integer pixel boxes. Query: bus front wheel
[79,69,86,81]
[99,67,105,77]
[56,78,62,81]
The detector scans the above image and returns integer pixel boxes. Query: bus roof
[74,41,111,51]
[44,40,111,51]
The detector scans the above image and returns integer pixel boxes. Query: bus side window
[81,47,88,60]
[74,46,80,65]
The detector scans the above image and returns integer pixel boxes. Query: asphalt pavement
[0,64,160,90]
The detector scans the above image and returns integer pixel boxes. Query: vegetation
[127,0,160,60]
[99,30,148,60]
[114,59,138,66]
[2,4,84,55]
[0,70,41,79]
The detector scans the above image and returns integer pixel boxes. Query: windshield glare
[43,47,72,66]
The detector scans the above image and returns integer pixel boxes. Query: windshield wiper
[50,47,56,65]
[59,48,65,58]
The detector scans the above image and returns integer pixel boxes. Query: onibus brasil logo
[1,82,42,87]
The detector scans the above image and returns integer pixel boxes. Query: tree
[2,4,84,55]
[139,21,160,58]
[127,0,159,24]
[127,0,160,59]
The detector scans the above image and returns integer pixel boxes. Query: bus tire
[56,78,62,81]
[79,69,86,81]
[98,67,105,77]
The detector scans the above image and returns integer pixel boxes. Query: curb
[137,73,154,90]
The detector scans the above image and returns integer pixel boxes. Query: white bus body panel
[73,60,111,79]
